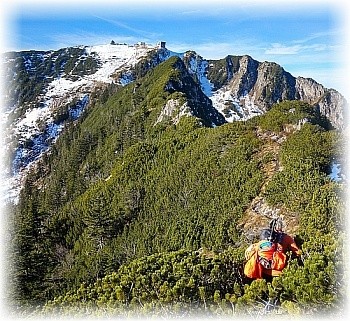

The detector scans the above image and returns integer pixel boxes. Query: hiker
[243,217,301,280]
[269,218,301,258]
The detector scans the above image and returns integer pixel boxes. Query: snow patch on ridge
[155,99,192,125]
[4,94,89,203]
[211,89,264,122]
[186,54,213,97]
[85,43,154,84]
[329,161,345,182]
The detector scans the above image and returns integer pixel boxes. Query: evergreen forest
[7,56,345,318]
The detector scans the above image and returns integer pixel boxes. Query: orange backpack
[244,250,263,279]
[244,240,287,279]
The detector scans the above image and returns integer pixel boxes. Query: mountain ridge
[1,41,346,202]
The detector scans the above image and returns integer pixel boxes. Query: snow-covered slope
[2,42,196,203]
[43,43,155,103]
[2,43,161,202]
[210,90,264,122]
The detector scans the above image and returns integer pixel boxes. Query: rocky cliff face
[206,55,346,129]
[227,55,260,98]
[295,77,345,129]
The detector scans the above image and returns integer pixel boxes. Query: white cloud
[42,33,140,51]
[168,40,264,60]
[292,29,341,44]
[265,42,333,55]
[265,43,302,55]
[92,15,160,40]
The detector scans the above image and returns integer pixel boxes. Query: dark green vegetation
[10,56,344,317]
[207,55,242,90]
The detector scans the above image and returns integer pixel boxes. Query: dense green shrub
[10,55,344,318]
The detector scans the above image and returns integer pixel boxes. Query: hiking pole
[269,218,276,242]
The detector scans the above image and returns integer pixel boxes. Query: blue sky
[2,0,349,98]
